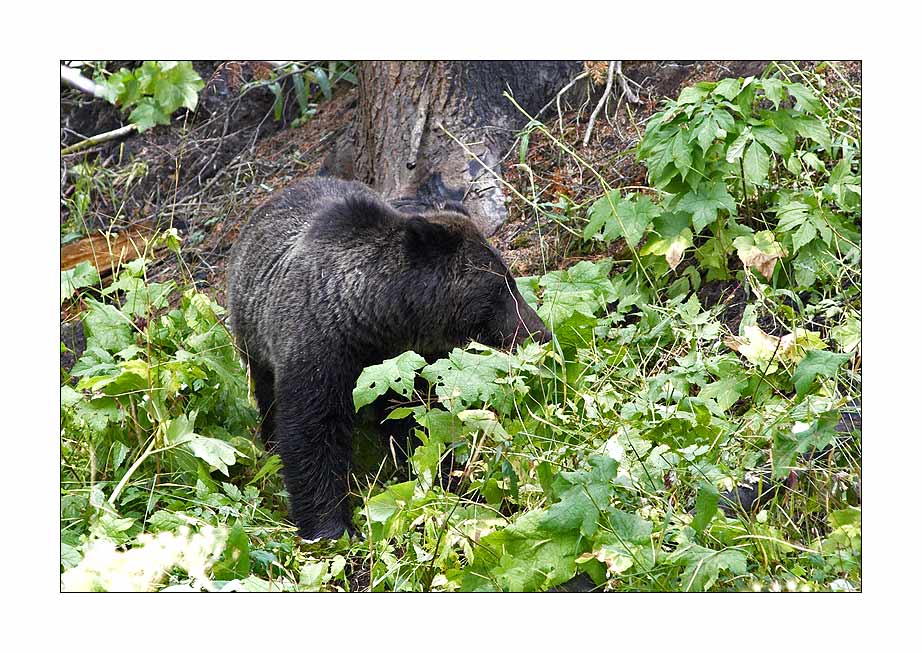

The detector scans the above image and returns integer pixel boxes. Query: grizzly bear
[227,177,548,540]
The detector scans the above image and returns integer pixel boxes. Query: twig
[549,71,590,134]
[61,124,137,156]
[616,60,641,104]
[61,65,104,98]
[582,61,615,147]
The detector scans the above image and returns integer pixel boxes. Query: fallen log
[60,222,158,276]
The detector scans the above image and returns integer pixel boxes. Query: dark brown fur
[227,177,547,539]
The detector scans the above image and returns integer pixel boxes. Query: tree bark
[338,61,582,235]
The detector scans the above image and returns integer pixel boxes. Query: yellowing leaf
[725,325,783,371]
[725,325,826,372]
[641,225,693,271]
[734,231,786,279]
[665,238,687,270]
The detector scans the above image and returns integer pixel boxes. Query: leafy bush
[586,65,860,295]
[97,61,205,132]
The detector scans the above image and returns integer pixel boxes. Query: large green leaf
[676,182,736,232]
[752,127,790,155]
[456,456,618,591]
[694,113,724,152]
[786,83,822,113]
[618,195,661,247]
[792,349,852,396]
[669,544,747,591]
[795,116,831,147]
[353,350,427,410]
[583,191,621,241]
[761,78,783,108]
[61,262,100,304]
[743,141,770,186]
[83,299,135,353]
[421,348,512,409]
[691,481,719,535]
[129,97,171,132]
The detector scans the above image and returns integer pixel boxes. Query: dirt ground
[60,60,861,350]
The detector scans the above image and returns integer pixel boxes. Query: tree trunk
[332,61,582,235]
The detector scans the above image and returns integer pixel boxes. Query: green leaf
[831,314,861,353]
[761,78,783,108]
[695,113,723,152]
[795,117,831,147]
[546,456,618,537]
[743,141,770,186]
[792,349,852,396]
[676,182,736,232]
[803,152,827,173]
[61,262,100,303]
[365,481,416,525]
[583,192,620,241]
[618,195,660,247]
[534,260,616,348]
[164,413,196,445]
[212,522,250,581]
[457,409,509,442]
[580,509,655,577]
[830,506,861,529]
[642,212,694,271]
[752,127,790,155]
[459,509,583,592]
[457,456,618,591]
[421,348,512,409]
[312,66,332,101]
[726,130,750,164]
[787,83,821,112]
[691,481,719,535]
[775,199,811,231]
[672,131,693,178]
[129,97,171,132]
[515,276,540,310]
[791,219,817,254]
[153,75,185,114]
[772,412,840,478]
[163,61,204,110]
[353,350,427,410]
[61,542,82,571]
[186,435,240,476]
[677,84,711,105]
[671,545,747,591]
[698,374,745,413]
[147,510,190,532]
[713,77,741,100]
[83,299,135,353]
[299,561,329,590]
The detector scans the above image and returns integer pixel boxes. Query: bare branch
[616,60,641,104]
[61,124,137,156]
[61,65,104,98]
[583,61,615,147]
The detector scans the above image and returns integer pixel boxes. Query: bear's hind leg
[273,373,354,540]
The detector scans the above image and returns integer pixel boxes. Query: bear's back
[243,177,379,237]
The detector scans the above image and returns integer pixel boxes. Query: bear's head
[403,212,550,352]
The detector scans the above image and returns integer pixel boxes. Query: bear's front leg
[273,375,354,540]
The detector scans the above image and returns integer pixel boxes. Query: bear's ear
[404,217,464,259]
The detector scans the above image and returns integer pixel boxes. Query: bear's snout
[504,298,551,348]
